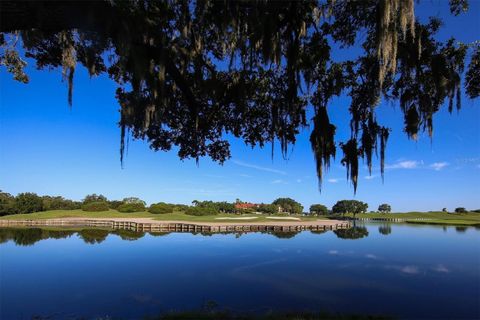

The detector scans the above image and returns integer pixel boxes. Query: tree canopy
[309,204,328,215]
[1,0,478,192]
[332,200,368,216]
[378,203,392,213]
[273,197,303,214]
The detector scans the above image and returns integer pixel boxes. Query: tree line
[1,190,477,217]
[0,191,305,217]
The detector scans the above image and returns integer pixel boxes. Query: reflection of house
[235,203,259,210]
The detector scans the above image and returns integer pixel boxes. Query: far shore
[0,216,348,228]
[0,209,479,227]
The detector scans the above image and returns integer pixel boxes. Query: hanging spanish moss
[59,31,76,106]
[1,0,477,193]
[340,139,360,193]
[376,0,415,89]
[310,107,336,190]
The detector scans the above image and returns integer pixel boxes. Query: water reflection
[0,228,75,246]
[378,224,392,235]
[1,224,479,320]
[334,226,369,240]
[2,223,477,246]
[0,227,335,245]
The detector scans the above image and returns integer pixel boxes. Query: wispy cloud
[271,179,288,185]
[328,178,339,183]
[430,162,449,171]
[238,173,253,178]
[400,266,420,274]
[385,264,421,275]
[385,160,421,170]
[328,250,339,255]
[364,175,378,180]
[432,264,449,273]
[232,160,287,175]
[296,179,302,183]
[456,157,480,165]
[365,254,378,260]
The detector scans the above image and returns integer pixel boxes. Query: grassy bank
[321,211,480,226]
[0,209,318,223]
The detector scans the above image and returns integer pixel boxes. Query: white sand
[265,216,300,221]
[215,217,259,220]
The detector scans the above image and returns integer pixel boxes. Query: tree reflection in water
[334,226,369,240]
[0,228,76,246]
[0,225,359,246]
[378,224,392,236]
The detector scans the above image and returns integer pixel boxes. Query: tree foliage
[14,192,43,214]
[83,194,108,204]
[117,202,146,213]
[108,200,123,209]
[0,191,17,216]
[81,201,109,212]
[1,1,477,192]
[378,203,392,213]
[192,200,236,213]
[309,204,328,215]
[149,202,174,214]
[272,198,303,214]
[332,200,368,217]
[185,206,219,216]
[122,197,146,206]
[258,204,278,215]
[42,196,81,211]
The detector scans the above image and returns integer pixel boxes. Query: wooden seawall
[353,217,433,222]
[0,219,351,233]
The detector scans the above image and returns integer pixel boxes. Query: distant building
[234,202,259,210]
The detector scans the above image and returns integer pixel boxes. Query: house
[234,202,259,210]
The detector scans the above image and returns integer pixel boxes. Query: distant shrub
[173,204,189,211]
[122,197,146,206]
[0,191,17,216]
[42,196,80,211]
[83,194,108,204]
[15,192,44,214]
[454,207,468,213]
[472,209,480,213]
[82,201,109,212]
[185,206,218,216]
[117,203,145,213]
[149,203,174,214]
[241,208,256,214]
[258,204,278,215]
[108,200,123,209]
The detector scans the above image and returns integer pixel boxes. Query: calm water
[0,223,479,319]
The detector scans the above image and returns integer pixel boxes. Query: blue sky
[1,1,479,212]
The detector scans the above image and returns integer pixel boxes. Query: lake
[0,223,479,319]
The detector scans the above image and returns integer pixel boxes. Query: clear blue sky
[1,1,479,212]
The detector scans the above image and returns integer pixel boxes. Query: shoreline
[0,217,351,233]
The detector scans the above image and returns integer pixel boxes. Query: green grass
[320,211,480,226]
[0,209,319,223]
[3,209,477,226]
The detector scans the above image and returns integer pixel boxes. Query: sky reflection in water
[0,223,479,319]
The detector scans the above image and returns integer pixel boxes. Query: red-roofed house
[234,202,259,210]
